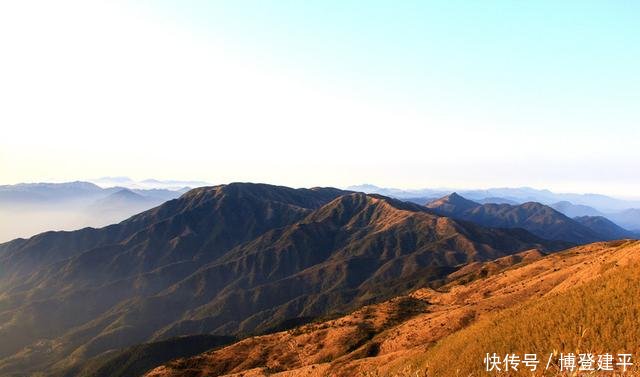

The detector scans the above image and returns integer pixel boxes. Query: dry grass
[417,261,640,376]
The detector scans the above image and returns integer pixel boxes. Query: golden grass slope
[417,244,640,376]
[145,240,640,377]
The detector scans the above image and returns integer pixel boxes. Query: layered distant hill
[0,181,187,207]
[87,188,160,215]
[425,193,635,244]
[349,184,640,211]
[351,184,640,231]
[0,183,569,376]
[608,208,640,233]
[88,177,210,191]
[550,200,604,217]
[573,215,636,240]
[0,181,188,242]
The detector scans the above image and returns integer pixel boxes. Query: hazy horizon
[2,177,640,201]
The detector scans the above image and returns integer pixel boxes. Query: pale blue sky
[1,1,638,196]
[150,0,639,116]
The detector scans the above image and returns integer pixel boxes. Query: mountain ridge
[349,184,640,212]
[425,193,620,244]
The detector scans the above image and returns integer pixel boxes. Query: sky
[1,1,639,197]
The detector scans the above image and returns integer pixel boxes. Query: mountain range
[88,177,210,191]
[0,181,186,207]
[3,182,638,244]
[425,193,636,243]
[351,184,640,232]
[0,182,638,376]
[0,183,572,376]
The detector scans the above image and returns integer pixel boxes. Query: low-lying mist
[0,203,158,243]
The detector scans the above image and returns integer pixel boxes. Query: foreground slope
[143,240,640,377]
[0,184,562,376]
[420,247,640,376]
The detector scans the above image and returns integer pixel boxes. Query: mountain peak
[111,188,144,199]
[426,192,480,214]
[446,192,464,200]
[89,187,155,211]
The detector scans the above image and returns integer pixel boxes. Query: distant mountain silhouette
[0,182,185,242]
[0,181,105,205]
[573,216,637,240]
[83,189,167,226]
[0,182,183,207]
[551,201,603,217]
[425,192,479,214]
[90,177,210,190]
[88,188,158,211]
[476,197,519,205]
[350,184,640,212]
[0,183,565,375]
[608,208,640,232]
[426,193,613,244]
[96,188,153,203]
[400,196,439,205]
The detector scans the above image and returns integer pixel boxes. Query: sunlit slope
[419,242,640,376]
[143,240,640,377]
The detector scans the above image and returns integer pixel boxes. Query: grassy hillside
[420,260,640,376]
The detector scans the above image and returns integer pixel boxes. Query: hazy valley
[0,180,194,243]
